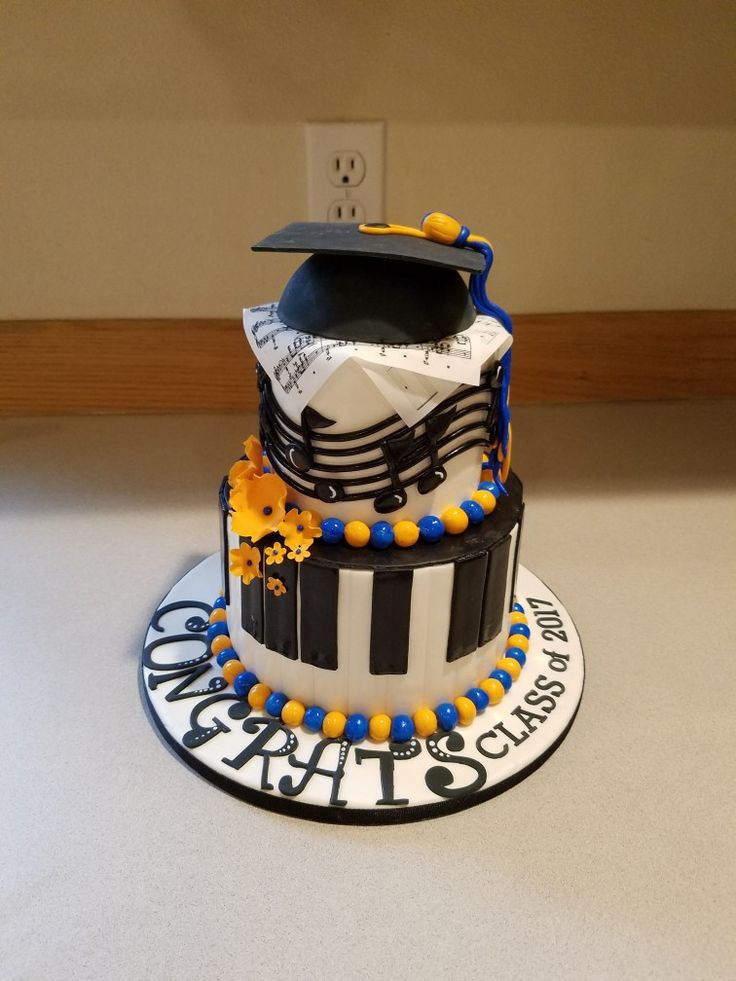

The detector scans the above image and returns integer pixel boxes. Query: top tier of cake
[258,349,505,525]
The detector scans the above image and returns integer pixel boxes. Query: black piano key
[299,563,339,670]
[447,552,489,662]
[478,534,512,645]
[218,476,230,605]
[240,537,264,643]
[509,508,524,611]
[369,570,413,675]
[263,545,299,660]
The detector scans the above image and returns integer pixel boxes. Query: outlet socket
[328,151,366,188]
[327,199,366,222]
[306,121,385,222]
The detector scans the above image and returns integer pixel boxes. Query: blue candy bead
[509,622,531,638]
[370,521,394,550]
[320,517,345,545]
[206,621,228,640]
[265,691,288,717]
[391,714,415,743]
[216,647,237,666]
[262,466,272,473]
[345,713,369,742]
[303,706,326,732]
[490,668,513,691]
[213,597,227,610]
[233,670,258,696]
[418,514,444,543]
[478,480,500,497]
[506,647,527,667]
[435,702,459,731]
[512,601,525,613]
[466,686,490,711]
[460,499,485,524]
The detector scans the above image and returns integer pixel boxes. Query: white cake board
[141,554,584,825]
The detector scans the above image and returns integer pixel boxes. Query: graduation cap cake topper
[252,211,514,484]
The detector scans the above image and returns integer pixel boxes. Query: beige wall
[2,0,734,318]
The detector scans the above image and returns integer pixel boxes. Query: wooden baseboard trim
[1,311,734,415]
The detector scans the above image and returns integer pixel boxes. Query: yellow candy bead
[510,611,527,625]
[369,713,392,741]
[454,696,477,726]
[210,634,232,656]
[497,656,522,681]
[413,707,438,738]
[507,634,529,653]
[248,683,271,709]
[281,699,306,727]
[222,659,244,684]
[322,711,347,738]
[441,506,469,535]
[344,520,371,548]
[480,678,505,705]
[209,608,227,623]
[471,489,497,515]
[394,520,420,548]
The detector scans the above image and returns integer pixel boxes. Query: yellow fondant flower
[286,543,311,563]
[228,458,257,490]
[243,435,264,475]
[265,541,287,566]
[278,507,323,548]
[229,543,262,585]
[266,576,287,597]
[230,472,287,542]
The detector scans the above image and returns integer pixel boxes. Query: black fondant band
[509,503,524,612]
[299,563,339,670]
[369,570,413,675]
[219,476,230,606]
[240,538,264,643]
[479,534,512,646]
[263,537,300,660]
[447,551,489,662]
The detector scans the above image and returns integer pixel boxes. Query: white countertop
[2,400,735,980]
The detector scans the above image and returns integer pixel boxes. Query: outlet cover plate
[306,121,385,222]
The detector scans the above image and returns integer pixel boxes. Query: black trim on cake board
[140,555,584,826]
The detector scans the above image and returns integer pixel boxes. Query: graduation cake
[142,213,584,823]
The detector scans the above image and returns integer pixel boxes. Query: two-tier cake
[141,214,584,823]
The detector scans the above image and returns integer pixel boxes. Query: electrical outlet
[327,199,366,222]
[328,151,366,188]
[306,121,384,222]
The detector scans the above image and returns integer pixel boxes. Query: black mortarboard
[252,222,485,344]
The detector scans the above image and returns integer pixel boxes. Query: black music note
[373,432,414,513]
[416,408,456,494]
[315,480,346,504]
[284,406,336,472]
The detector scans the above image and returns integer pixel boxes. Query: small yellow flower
[265,541,287,566]
[230,472,287,542]
[243,435,264,475]
[279,507,323,548]
[228,458,257,490]
[229,543,262,585]
[266,576,287,597]
[287,543,311,563]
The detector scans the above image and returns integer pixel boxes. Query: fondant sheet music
[243,304,512,424]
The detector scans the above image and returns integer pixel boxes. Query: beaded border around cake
[208,597,531,743]
[141,554,584,825]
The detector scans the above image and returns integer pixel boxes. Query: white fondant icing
[274,367,496,525]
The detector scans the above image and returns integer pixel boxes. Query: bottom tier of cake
[218,474,524,717]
